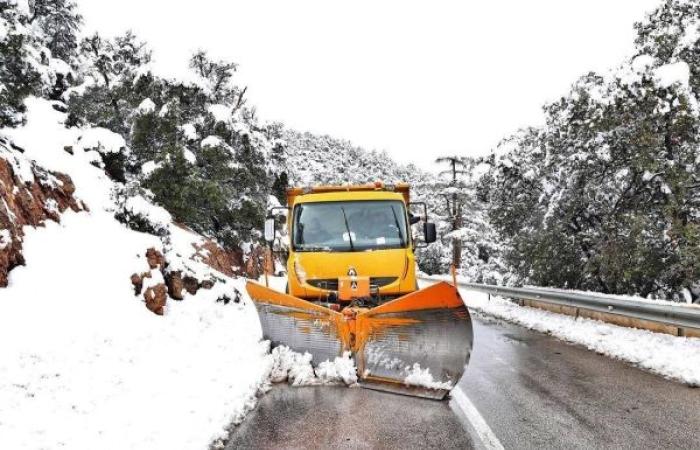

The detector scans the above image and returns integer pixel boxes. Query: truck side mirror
[264,217,276,243]
[424,222,437,244]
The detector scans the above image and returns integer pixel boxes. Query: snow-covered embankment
[0,98,272,449]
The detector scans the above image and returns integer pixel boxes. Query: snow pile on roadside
[463,290,700,386]
[269,346,358,387]
[0,97,273,449]
[0,211,272,449]
[524,284,700,306]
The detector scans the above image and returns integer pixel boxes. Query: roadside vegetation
[1,0,699,301]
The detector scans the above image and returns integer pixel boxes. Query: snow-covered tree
[483,0,700,299]
[29,0,82,62]
[0,0,71,125]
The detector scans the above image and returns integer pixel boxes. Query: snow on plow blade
[355,283,473,399]
[246,281,473,400]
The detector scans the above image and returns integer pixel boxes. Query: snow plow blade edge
[246,281,473,400]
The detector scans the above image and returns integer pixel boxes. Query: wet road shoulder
[224,385,476,449]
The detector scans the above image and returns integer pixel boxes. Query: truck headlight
[294,258,307,284]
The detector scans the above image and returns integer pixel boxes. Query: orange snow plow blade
[246,281,473,399]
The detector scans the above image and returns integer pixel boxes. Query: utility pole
[436,156,468,269]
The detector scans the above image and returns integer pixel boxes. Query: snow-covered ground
[0,98,273,449]
[420,277,700,386]
[0,213,271,449]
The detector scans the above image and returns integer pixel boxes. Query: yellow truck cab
[266,182,436,303]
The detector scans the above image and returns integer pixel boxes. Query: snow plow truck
[246,182,473,399]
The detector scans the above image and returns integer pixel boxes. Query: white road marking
[451,386,505,450]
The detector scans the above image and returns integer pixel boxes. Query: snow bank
[477,297,700,385]
[0,98,273,449]
[0,210,271,449]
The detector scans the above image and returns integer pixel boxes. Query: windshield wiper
[340,206,356,252]
[390,205,405,247]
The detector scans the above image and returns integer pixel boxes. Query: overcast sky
[76,0,660,171]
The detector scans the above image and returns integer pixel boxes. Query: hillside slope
[0,98,273,449]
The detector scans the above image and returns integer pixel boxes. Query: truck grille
[307,277,398,290]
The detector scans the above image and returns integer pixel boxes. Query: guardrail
[419,277,700,337]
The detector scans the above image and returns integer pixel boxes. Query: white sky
[76,0,660,172]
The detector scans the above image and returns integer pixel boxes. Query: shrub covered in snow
[114,191,171,237]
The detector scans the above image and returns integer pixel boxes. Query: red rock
[145,248,165,270]
[0,152,82,287]
[193,238,244,277]
[166,271,185,300]
[130,273,143,295]
[183,275,199,295]
[144,283,167,315]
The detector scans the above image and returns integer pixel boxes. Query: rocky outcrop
[0,145,83,287]
[131,246,224,315]
[192,237,244,278]
[130,239,270,316]
[162,271,200,300]
[131,248,169,315]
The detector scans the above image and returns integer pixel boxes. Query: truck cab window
[293,200,408,252]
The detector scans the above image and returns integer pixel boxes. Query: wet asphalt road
[225,385,475,449]
[225,313,700,449]
[461,314,700,449]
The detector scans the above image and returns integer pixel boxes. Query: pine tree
[0,1,41,126]
[189,50,246,106]
[30,0,82,61]
[78,31,150,88]
[435,156,470,268]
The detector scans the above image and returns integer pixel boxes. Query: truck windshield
[293,200,409,252]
